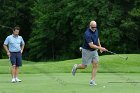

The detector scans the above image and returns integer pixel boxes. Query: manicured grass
[0,73,139,93]
[0,54,140,74]
[0,54,139,93]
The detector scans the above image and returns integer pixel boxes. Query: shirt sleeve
[20,36,25,45]
[85,34,92,43]
[3,37,9,45]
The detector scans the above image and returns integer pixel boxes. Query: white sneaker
[11,78,16,83]
[72,64,77,76]
[15,78,22,82]
[90,80,97,86]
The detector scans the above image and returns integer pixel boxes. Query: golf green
[0,73,139,93]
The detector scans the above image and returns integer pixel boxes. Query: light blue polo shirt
[4,34,25,52]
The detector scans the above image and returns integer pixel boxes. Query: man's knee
[82,64,87,69]
[12,65,16,69]
[93,63,98,68]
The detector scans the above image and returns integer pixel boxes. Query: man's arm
[98,38,101,47]
[3,44,10,57]
[85,33,107,51]
[20,36,25,53]
[98,38,103,53]
[88,42,107,51]
[20,44,25,53]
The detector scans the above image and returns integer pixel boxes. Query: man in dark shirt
[72,21,107,86]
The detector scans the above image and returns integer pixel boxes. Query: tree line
[0,0,140,61]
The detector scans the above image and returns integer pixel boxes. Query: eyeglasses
[91,27,97,29]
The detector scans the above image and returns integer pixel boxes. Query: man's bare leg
[90,62,98,86]
[72,64,87,76]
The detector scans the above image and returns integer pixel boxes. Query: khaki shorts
[82,48,99,65]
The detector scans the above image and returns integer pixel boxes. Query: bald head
[90,21,96,26]
[89,21,97,32]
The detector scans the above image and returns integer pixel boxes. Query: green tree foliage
[119,0,140,53]
[28,0,139,61]
[0,0,15,58]
[0,0,139,61]
[0,0,33,58]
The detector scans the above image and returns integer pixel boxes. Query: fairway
[0,0,139,93]
[0,54,140,93]
[0,73,139,93]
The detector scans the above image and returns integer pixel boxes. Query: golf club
[107,50,128,60]
[0,24,13,30]
[79,47,128,60]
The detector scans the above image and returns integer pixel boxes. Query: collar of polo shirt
[12,34,19,37]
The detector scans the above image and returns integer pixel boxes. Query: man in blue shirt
[3,26,25,83]
[72,21,107,86]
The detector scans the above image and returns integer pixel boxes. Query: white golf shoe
[11,78,16,83]
[90,80,97,86]
[15,78,22,82]
[72,64,77,76]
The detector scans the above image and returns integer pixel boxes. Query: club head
[125,57,128,60]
